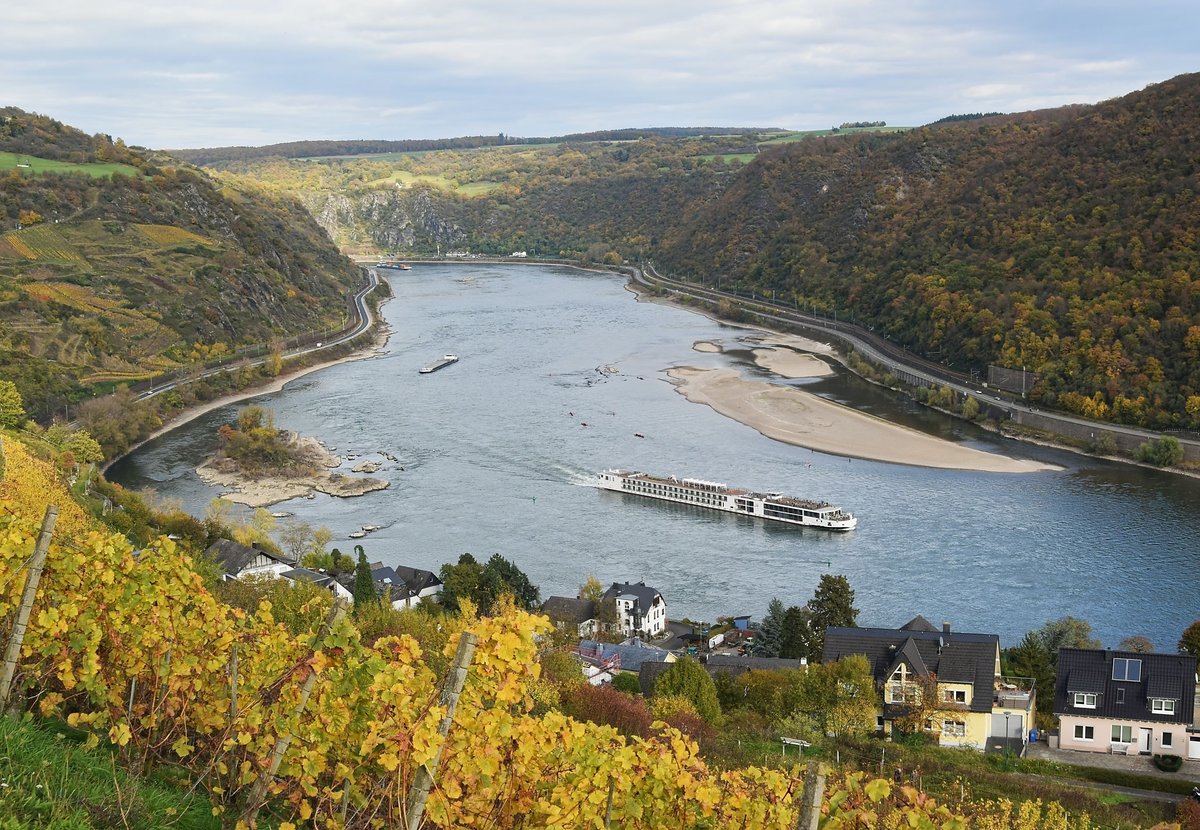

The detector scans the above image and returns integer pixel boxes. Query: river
[107,264,1200,648]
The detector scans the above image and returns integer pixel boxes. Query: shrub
[1153,753,1183,772]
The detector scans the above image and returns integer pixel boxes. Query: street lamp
[1004,713,1012,769]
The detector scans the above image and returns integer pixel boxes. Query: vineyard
[1,224,87,264]
[0,435,1178,829]
[134,223,218,247]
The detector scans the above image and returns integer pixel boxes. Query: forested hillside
[194,72,1200,430]
[658,74,1200,430]
[0,108,360,420]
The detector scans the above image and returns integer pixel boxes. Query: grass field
[0,717,220,830]
[0,151,140,178]
[758,126,913,145]
[697,153,757,164]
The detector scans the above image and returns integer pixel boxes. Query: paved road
[137,268,381,404]
[634,265,1200,458]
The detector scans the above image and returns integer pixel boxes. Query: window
[1072,692,1097,708]
[942,720,966,737]
[1151,698,1176,715]
[1112,658,1142,681]
[1073,724,1094,740]
[943,689,967,704]
[1112,724,1133,743]
[1162,732,1174,747]
[1115,688,1125,704]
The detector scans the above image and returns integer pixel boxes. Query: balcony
[994,676,1036,712]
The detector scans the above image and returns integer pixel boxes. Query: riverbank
[667,367,1056,472]
[102,320,392,474]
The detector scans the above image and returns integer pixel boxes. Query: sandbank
[667,367,1056,473]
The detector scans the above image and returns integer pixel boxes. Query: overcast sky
[5,1,1197,149]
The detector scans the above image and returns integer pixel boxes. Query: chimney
[942,621,951,635]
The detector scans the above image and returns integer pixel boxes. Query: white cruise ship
[596,469,857,531]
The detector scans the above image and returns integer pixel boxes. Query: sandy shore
[667,367,1057,473]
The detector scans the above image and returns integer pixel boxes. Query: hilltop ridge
[0,108,361,421]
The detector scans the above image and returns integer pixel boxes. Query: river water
[108,265,1200,648]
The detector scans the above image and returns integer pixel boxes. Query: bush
[1153,753,1183,772]
[610,672,641,695]
[1136,436,1184,466]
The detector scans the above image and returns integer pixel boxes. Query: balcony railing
[994,675,1036,711]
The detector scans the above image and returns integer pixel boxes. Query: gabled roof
[601,581,663,609]
[822,622,1000,714]
[392,564,442,592]
[280,567,337,589]
[900,615,939,632]
[541,596,597,625]
[1054,648,1197,723]
[204,539,292,577]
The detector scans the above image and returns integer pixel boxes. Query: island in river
[196,406,388,507]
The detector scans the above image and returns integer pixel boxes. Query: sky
[4,1,1198,150]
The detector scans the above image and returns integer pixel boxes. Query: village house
[601,581,667,638]
[823,616,1036,751]
[541,596,599,638]
[204,539,295,580]
[1053,647,1198,758]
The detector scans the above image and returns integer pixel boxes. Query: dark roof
[703,654,806,678]
[601,581,663,610]
[1054,648,1197,723]
[541,596,597,625]
[639,660,674,695]
[579,639,671,672]
[280,567,336,589]
[204,539,292,577]
[900,615,939,632]
[822,624,1000,714]
[392,564,442,592]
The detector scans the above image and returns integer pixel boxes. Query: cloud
[3,0,1197,146]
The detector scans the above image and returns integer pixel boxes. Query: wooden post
[604,777,614,828]
[404,632,478,830]
[229,644,239,724]
[795,762,827,830]
[239,599,347,827]
[0,505,59,712]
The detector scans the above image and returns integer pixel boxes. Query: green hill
[0,108,360,420]
[181,73,1200,430]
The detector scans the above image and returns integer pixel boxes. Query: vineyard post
[604,777,614,828]
[0,504,59,713]
[795,762,827,830]
[404,631,478,830]
[229,644,238,724]
[239,599,347,827]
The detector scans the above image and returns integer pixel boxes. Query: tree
[579,575,605,603]
[805,574,858,659]
[1036,616,1101,654]
[610,673,641,695]
[1003,632,1056,719]
[63,430,104,463]
[779,605,815,661]
[483,553,540,610]
[653,656,721,724]
[279,519,316,562]
[1118,635,1153,653]
[796,655,877,739]
[438,553,484,613]
[1178,620,1200,658]
[752,598,786,657]
[0,380,24,428]
[352,545,377,613]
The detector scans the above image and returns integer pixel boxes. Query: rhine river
[108,265,1200,648]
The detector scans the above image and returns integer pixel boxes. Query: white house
[204,540,295,581]
[600,581,667,638]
